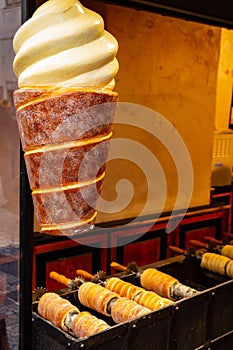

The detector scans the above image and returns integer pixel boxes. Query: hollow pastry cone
[140,268,179,300]
[105,277,144,300]
[221,245,233,260]
[37,292,60,319]
[133,290,173,311]
[14,88,118,235]
[105,277,173,311]
[72,311,110,338]
[78,282,120,316]
[38,292,80,331]
[111,297,151,324]
[38,292,111,338]
[225,260,233,278]
[12,0,119,236]
[200,252,231,276]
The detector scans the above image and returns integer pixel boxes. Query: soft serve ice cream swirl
[13,0,119,90]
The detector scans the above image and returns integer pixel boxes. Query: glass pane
[0,1,21,349]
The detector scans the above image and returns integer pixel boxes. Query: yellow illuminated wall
[215,28,233,130]
[81,3,223,224]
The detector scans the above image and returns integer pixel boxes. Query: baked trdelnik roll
[78,282,151,324]
[78,281,120,316]
[38,292,111,338]
[140,268,179,300]
[105,277,173,311]
[72,311,111,338]
[221,245,233,260]
[12,0,119,236]
[38,292,80,331]
[110,297,151,324]
[200,252,231,276]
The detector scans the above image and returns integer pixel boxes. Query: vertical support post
[19,146,34,350]
[19,1,36,349]
[21,0,36,23]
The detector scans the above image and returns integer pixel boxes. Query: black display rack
[19,2,35,350]
[19,1,233,349]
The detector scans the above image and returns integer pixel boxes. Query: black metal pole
[19,1,36,350]
[21,0,36,23]
[19,146,34,350]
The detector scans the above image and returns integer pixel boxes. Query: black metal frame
[19,0,233,349]
[100,0,233,28]
[19,2,35,350]
[19,147,34,350]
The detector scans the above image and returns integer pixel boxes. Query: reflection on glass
[0,1,21,349]
[0,101,20,349]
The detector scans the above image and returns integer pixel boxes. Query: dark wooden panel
[183,226,216,250]
[211,191,232,233]
[33,208,231,286]
[123,237,161,266]
[33,233,108,287]
[178,210,228,250]
[110,224,168,272]
[45,253,92,291]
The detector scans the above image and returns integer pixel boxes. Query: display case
[18,1,233,349]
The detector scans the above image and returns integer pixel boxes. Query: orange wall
[215,28,233,130]
[82,3,220,224]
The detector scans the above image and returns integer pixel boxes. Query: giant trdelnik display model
[13,0,119,236]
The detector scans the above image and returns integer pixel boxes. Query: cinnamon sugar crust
[25,138,110,190]
[13,88,118,236]
[14,89,118,151]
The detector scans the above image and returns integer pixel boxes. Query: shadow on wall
[0,99,19,246]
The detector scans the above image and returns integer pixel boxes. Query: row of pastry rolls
[201,252,233,278]
[78,282,151,323]
[139,268,198,300]
[49,269,173,310]
[105,277,173,310]
[38,292,110,338]
[221,244,233,260]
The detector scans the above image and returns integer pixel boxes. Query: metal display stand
[19,146,34,350]
[19,4,35,350]
[19,0,233,349]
